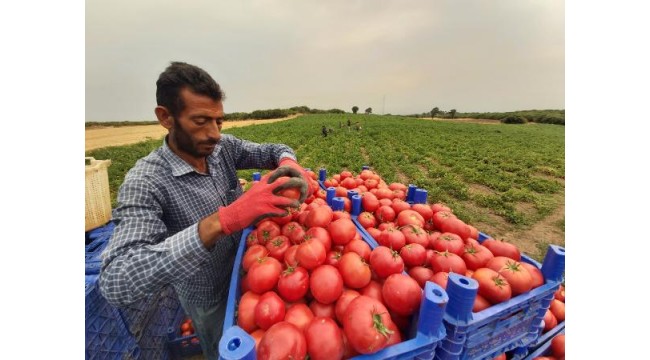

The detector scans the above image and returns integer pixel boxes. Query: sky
[86,0,564,121]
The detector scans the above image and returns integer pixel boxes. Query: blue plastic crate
[218,222,449,360]
[86,221,116,244]
[166,306,203,359]
[86,274,140,360]
[521,327,564,360]
[136,286,181,359]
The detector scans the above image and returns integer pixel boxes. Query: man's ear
[155,106,173,130]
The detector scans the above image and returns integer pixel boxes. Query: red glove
[219,168,308,234]
[279,157,317,196]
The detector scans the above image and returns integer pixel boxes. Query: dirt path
[85,115,300,151]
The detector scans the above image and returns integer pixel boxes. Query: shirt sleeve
[223,134,296,170]
[98,176,213,307]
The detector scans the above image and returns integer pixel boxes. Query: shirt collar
[161,136,223,177]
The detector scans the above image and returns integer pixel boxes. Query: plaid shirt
[99,134,295,307]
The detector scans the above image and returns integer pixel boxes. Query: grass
[86,114,565,261]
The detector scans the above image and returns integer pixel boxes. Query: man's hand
[279,157,317,196]
[218,167,308,235]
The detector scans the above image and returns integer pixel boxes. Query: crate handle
[85,157,112,171]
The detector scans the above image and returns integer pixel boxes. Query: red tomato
[401,224,429,248]
[296,239,327,271]
[375,187,394,200]
[430,203,452,214]
[367,227,382,242]
[492,353,506,360]
[237,291,260,333]
[378,228,406,251]
[551,334,565,358]
[180,322,191,333]
[391,199,411,214]
[255,291,286,330]
[431,211,456,232]
[361,193,380,212]
[326,250,342,267]
[340,170,353,180]
[282,221,306,245]
[333,210,351,221]
[364,179,379,190]
[284,245,300,267]
[181,330,192,337]
[369,246,404,278]
[549,299,565,322]
[543,309,558,332]
[257,322,307,360]
[243,244,269,272]
[335,289,361,324]
[328,218,357,246]
[473,294,491,312]
[388,182,407,192]
[408,266,434,288]
[486,257,533,296]
[430,251,467,275]
[265,235,290,261]
[375,205,396,223]
[304,317,345,360]
[468,225,479,240]
[357,211,377,229]
[250,329,265,349]
[482,238,521,261]
[427,231,442,249]
[270,210,293,226]
[359,280,384,304]
[431,232,465,256]
[343,239,372,262]
[554,284,565,302]
[462,243,494,271]
[247,257,282,294]
[411,203,434,221]
[305,206,334,228]
[256,220,281,245]
[338,252,372,289]
[378,198,392,207]
[521,262,545,289]
[430,271,449,290]
[396,209,425,228]
[342,296,395,354]
[382,274,422,316]
[284,303,314,332]
[246,231,259,247]
[310,265,344,304]
[472,268,512,304]
[309,300,336,319]
[277,266,310,303]
[341,177,357,189]
[400,243,428,267]
[377,222,396,231]
[305,226,332,252]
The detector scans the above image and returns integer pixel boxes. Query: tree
[352,106,359,114]
[431,107,439,118]
[365,107,372,114]
[449,109,457,119]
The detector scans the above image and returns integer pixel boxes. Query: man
[99,62,315,359]
[322,125,328,137]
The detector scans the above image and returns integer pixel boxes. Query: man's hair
[156,62,226,117]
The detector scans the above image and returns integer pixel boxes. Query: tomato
[462,243,494,271]
[370,246,404,278]
[270,210,293,226]
[304,317,344,360]
[427,231,441,249]
[382,273,422,316]
[361,193,380,212]
[430,203,452,214]
[343,295,395,354]
[486,257,533,296]
[366,227,382,242]
[392,189,406,201]
[375,205,396,223]
[255,220,282,246]
[246,231,259,247]
[384,317,403,345]
[411,203,434,221]
[364,178,379,190]
[325,250,342,267]
[284,303,314,332]
[305,226,332,252]
[237,291,260,332]
[250,329,265,349]
[247,257,282,294]
[396,209,425,228]
[335,289,361,324]
[492,353,506,360]
[305,206,334,228]
[341,177,357,189]
[472,268,512,304]
[296,239,327,270]
[328,218,357,246]
[554,284,565,302]
[408,266,434,288]
[277,266,310,303]
[468,225,479,240]
[310,265,344,304]
[431,270,453,288]
[282,221,306,245]
[401,224,429,248]
[265,235,290,261]
[181,330,192,337]
[180,322,191,333]
[284,245,300,267]
[333,210,351,221]
[400,243,427,267]
[482,238,521,261]
[357,211,377,229]
[255,291,286,330]
[432,211,456,232]
[551,334,565,358]
[549,299,565,322]
[473,294,491,312]
[340,170,353,180]
[378,198,392,207]
[338,252,372,289]
[360,280,384,304]
[391,199,411,214]
[309,300,336,319]
[521,262,545,289]
[431,232,465,256]
[335,186,348,198]
[430,251,467,275]
[243,244,269,272]
[378,228,406,251]
[257,322,307,360]
[543,309,558,332]
[375,187,394,200]
[343,239,372,262]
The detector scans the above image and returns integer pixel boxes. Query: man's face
[170,88,224,158]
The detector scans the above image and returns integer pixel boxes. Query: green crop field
[86,114,565,261]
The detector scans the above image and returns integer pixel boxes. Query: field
[85,114,564,262]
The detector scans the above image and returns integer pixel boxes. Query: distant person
[322,125,328,137]
[347,118,351,127]
[99,61,314,359]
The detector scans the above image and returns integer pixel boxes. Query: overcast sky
[86,0,564,121]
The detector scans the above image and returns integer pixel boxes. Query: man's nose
[207,120,222,140]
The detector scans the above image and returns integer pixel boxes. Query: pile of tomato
[542,284,565,333]
[532,333,565,360]
[178,316,199,347]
